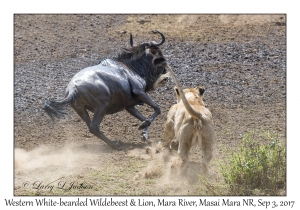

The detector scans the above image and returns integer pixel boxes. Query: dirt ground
[14,14,286,195]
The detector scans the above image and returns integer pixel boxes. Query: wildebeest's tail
[43,88,78,122]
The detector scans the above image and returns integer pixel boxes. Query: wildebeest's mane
[117,45,146,60]
[115,44,165,91]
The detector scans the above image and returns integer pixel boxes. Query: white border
[3,0,299,209]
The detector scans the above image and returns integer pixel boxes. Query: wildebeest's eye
[151,48,157,55]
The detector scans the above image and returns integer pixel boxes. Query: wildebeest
[43,31,170,150]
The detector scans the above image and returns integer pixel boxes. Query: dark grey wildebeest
[43,31,170,150]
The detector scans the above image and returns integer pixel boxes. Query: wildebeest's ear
[198,86,205,95]
[174,87,180,96]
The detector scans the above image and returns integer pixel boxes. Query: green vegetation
[218,130,286,195]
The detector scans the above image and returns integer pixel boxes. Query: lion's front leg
[159,110,177,161]
[163,119,175,148]
[161,105,177,149]
[158,119,174,162]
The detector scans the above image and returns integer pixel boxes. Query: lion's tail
[153,58,208,122]
[163,64,208,122]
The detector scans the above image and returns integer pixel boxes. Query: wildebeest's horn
[130,33,133,46]
[150,30,165,47]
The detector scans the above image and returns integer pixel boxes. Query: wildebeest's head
[117,30,169,91]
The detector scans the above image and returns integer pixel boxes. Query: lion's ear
[174,87,180,96]
[199,86,205,95]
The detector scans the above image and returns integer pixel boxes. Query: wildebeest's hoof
[111,142,123,150]
[141,131,149,141]
[138,120,151,130]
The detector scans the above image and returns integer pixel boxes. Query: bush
[221,130,286,195]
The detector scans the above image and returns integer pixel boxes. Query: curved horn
[130,33,133,46]
[150,30,165,47]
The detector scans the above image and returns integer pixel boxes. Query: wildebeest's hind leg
[91,107,122,150]
[72,105,121,150]
[72,105,91,128]
[126,106,149,141]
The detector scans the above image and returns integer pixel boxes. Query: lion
[162,85,215,174]
[152,57,215,174]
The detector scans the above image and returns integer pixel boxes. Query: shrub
[221,130,286,195]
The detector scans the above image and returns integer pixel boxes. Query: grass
[200,129,286,196]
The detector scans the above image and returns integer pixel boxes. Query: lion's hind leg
[177,123,194,173]
[201,137,213,175]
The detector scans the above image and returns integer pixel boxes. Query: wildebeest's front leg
[126,106,150,141]
[132,89,161,130]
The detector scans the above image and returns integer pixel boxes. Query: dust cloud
[15,146,78,171]
[132,144,202,186]
[14,143,208,195]
[14,143,107,188]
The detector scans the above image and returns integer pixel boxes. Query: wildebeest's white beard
[153,72,171,90]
